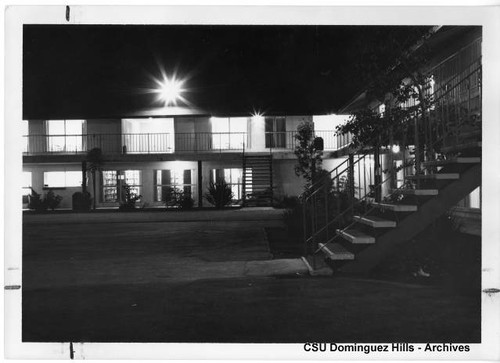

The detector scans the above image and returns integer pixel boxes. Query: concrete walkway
[23,207,284,225]
[26,256,309,289]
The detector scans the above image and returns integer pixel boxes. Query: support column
[348,153,355,202]
[141,168,154,205]
[374,145,382,202]
[82,161,87,193]
[197,160,203,208]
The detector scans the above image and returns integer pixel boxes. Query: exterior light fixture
[156,76,185,106]
[391,144,400,154]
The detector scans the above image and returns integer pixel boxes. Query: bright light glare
[156,77,185,106]
[392,144,401,154]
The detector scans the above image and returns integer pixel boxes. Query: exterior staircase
[243,155,273,206]
[316,140,481,275]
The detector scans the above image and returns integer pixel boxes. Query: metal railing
[175,132,247,152]
[23,132,248,155]
[303,47,482,259]
[265,130,352,152]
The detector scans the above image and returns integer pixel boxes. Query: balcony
[23,132,248,155]
[264,130,352,151]
[22,130,349,156]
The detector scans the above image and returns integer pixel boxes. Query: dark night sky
[23,25,428,119]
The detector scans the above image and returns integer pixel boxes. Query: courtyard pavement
[22,208,481,343]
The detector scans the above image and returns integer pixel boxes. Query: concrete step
[319,242,355,260]
[353,215,397,228]
[422,157,481,167]
[441,141,482,153]
[393,189,439,196]
[370,202,418,212]
[405,173,460,180]
[336,229,376,244]
[457,129,481,139]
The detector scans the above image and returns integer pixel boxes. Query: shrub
[163,187,195,210]
[204,180,233,209]
[72,191,92,211]
[45,190,63,210]
[178,194,195,209]
[28,188,63,212]
[273,195,300,209]
[119,184,142,211]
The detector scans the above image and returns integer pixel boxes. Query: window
[43,171,82,188]
[154,168,194,203]
[102,170,118,202]
[124,170,142,199]
[313,115,349,150]
[46,120,85,152]
[121,118,174,154]
[265,117,286,148]
[211,168,243,200]
[211,117,247,150]
[101,170,142,203]
[22,171,32,205]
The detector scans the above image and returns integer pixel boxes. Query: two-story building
[22,110,351,209]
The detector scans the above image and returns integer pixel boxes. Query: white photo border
[4,4,500,361]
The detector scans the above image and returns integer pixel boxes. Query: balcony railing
[175,132,247,152]
[23,130,348,155]
[22,132,249,155]
[265,130,352,151]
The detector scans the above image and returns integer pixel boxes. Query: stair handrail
[303,58,481,204]
[311,103,481,254]
[305,60,482,253]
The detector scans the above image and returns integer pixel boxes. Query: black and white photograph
[3,4,500,360]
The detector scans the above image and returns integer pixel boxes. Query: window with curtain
[265,116,286,148]
[22,171,32,205]
[211,168,243,200]
[154,169,194,203]
[123,170,142,199]
[46,120,85,153]
[211,117,247,150]
[102,170,118,202]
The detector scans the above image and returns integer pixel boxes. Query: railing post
[324,179,329,243]
[348,153,355,203]
[414,111,421,188]
[303,197,308,256]
[374,142,382,202]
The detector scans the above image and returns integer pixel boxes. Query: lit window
[22,172,32,205]
[46,120,85,153]
[211,117,247,150]
[121,118,174,154]
[154,168,194,203]
[102,170,118,202]
[43,171,82,188]
[265,117,286,148]
[211,168,243,200]
[124,170,142,198]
